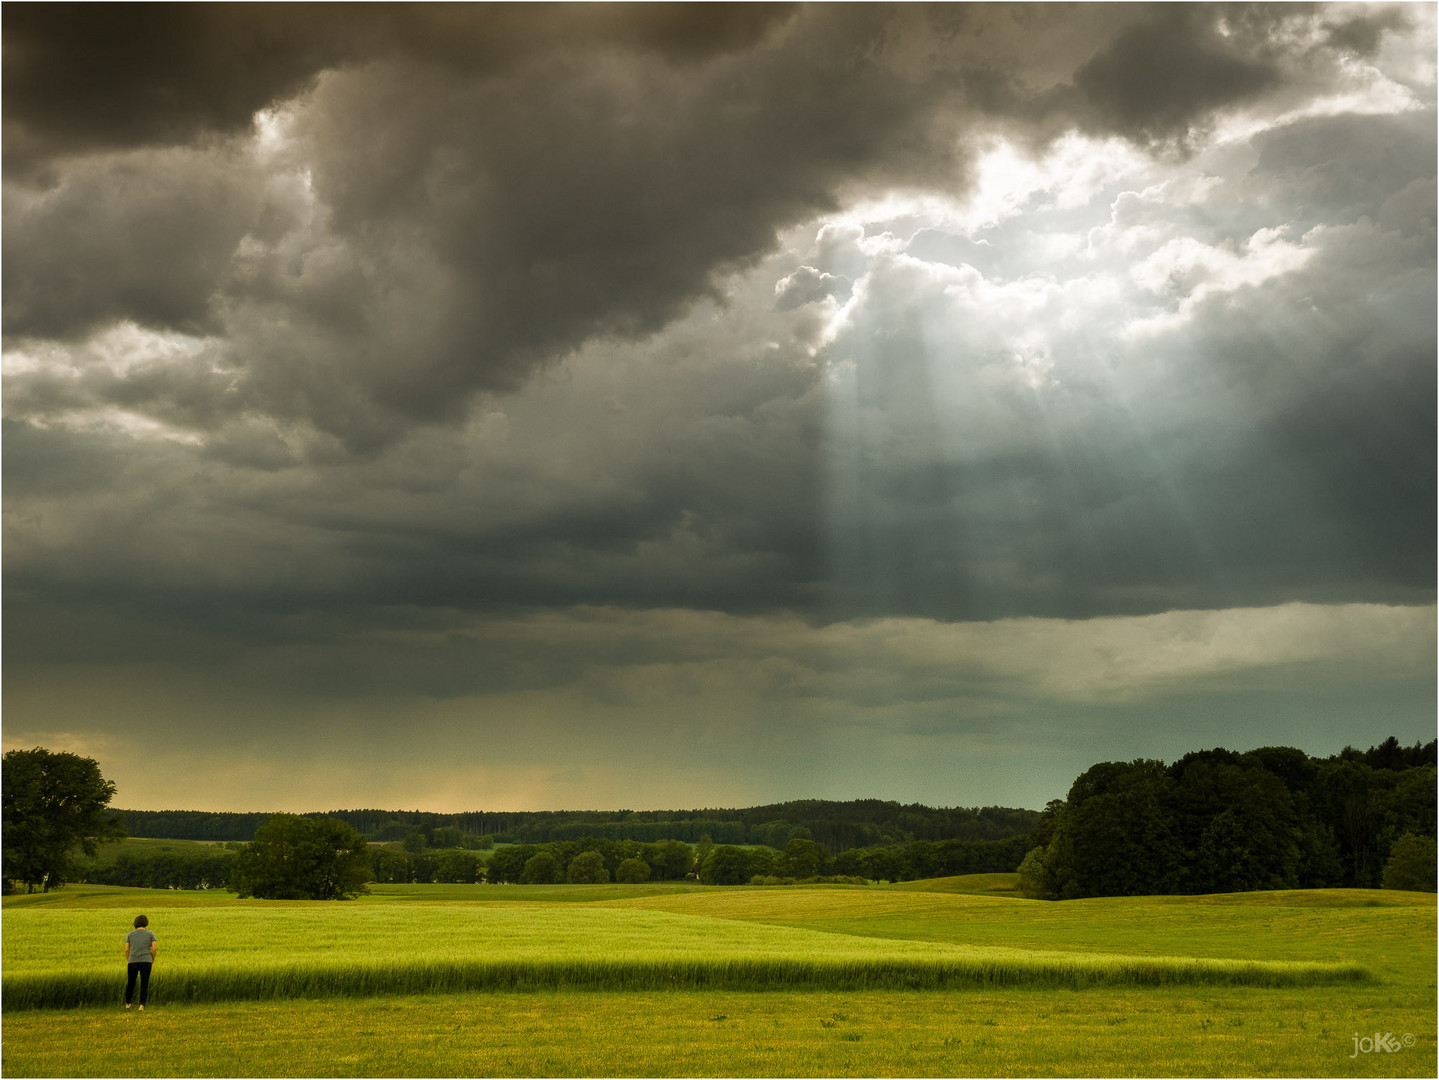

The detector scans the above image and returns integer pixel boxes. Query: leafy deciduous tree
[1171,759,1300,893]
[645,839,695,880]
[615,856,650,883]
[521,850,561,884]
[434,850,481,883]
[484,845,528,883]
[699,845,750,885]
[780,837,827,879]
[229,814,370,900]
[369,847,412,884]
[1044,759,1182,899]
[1016,845,1053,899]
[2,748,126,893]
[1382,833,1437,892]
[565,849,609,884]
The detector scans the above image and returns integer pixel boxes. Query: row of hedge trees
[833,835,1034,882]
[80,831,936,890]
[76,835,705,890]
[84,849,238,890]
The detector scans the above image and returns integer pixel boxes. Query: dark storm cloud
[3,3,344,175]
[5,4,920,443]
[2,3,1432,639]
[2,2,797,175]
[1072,4,1280,144]
[1068,4,1424,146]
[4,4,1434,815]
[2,301,829,669]
[3,146,262,337]
[6,3,1383,449]
[1324,5,1413,56]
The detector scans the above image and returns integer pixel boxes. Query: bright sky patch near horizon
[3,3,1434,813]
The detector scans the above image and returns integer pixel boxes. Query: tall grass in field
[4,950,1370,1009]
[1,901,1371,1010]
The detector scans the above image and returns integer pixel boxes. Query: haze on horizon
[3,2,1434,815]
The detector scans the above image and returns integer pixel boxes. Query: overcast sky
[4,3,1434,814]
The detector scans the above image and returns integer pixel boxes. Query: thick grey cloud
[6,5,1430,615]
[1071,5,1281,145]
[2,3,798,174]
[3,147,263,337]
[3,4,1433,811]
[7,3,1397,445]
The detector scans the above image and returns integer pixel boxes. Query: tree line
[8,738,1432,898]
[70,828,1033,891]
[833,835,1034,882]
[1020,738,1436,899]
[115,799,1043,853]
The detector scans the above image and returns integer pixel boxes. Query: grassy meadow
[2,876,1433,1077]
[79,836,238,863]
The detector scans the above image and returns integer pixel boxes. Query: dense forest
[1021,737,1436,898]
[115,798,1042,852]
[94,738,1434,896]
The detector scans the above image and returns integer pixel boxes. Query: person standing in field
[124,915,158,1010]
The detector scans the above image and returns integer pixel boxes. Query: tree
[1313,760,1380,886]
[432,825,468,849]
[521,850,562,884]
[2,748,126,893]
[699,845,750,885]
[615,857,650,883]
[229,814,370,900]
[1382,834,1437,892]
[370,848,412,884]
[692,834,714,878]
[1016,846,1053,899]
[1375,766,1438,856]
[1172,760,1300,894]
[484,845,528,883]
[1043,759,1182,899]
[645,839,695,880]
[434,850,480,884]
[409,853,438,884]
[780,838,827,879]
[565,850,609,884]
[746,846,780,879]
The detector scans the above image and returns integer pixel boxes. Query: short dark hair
[133,915,148,928]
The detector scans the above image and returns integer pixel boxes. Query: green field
[3,876,1433,1077]
[77,835,239,865]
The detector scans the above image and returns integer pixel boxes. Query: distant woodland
[92,738,1435,896]
[116,798,1042,851]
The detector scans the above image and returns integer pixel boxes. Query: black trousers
[125,962,152,1005]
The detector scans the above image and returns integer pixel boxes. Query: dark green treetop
[521,850,562,884]
[2,747,126,893]
[229,813,370,900]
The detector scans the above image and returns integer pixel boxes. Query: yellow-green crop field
[3,876,1434,1077]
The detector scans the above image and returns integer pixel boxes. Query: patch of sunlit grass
[2,900,1373,1010]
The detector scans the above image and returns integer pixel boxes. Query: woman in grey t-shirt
[124,915,158,1010]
